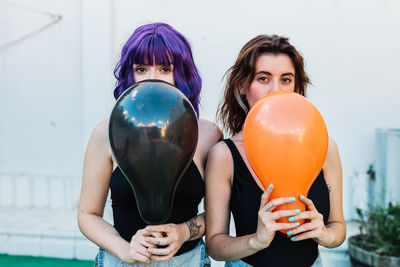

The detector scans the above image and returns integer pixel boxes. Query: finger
[146,236,171,246]
[291,210,322,221]
[142,228,155,237]
[299,195,316,211]
[132,252,151,264]
[140,238,157,248]
[131,243,152,258]
[288,221,317,236]
[273,222,301,231]
[146,224,172,233]
[147,246,172,257]
[262,202,277,213]
[148,231,164,238]
[259,184,274,208]
[135,228,156,240]
[289,229,320,242]
[145,228,169,240]
[262,196,296,211]
[268,209,301,220]
[150,254,173,261]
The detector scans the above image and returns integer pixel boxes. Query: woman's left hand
[145,223,189,261]
[287,196,331,244]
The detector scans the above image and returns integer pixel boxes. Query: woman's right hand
[121,228,156,265]
[250,184,301,251]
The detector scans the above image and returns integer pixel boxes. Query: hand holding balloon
[249,184,305,250]
[145,223,189,261]
[284,195,330,243]
[120,228,156,265]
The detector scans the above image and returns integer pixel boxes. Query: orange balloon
[243,91,328,234]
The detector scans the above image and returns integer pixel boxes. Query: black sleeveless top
[224,139,330,267]
[110,161,204,256]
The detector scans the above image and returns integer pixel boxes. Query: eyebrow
[255,71,295,77]
[133,63,173,67]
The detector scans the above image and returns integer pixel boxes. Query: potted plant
[348,201,400,267]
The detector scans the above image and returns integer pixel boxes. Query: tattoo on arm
[327,183,332,192]
[185,216,202,241]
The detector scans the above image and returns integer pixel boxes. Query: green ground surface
[0,254,92,267]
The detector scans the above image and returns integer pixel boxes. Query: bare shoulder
[88,119,111,154]
[92,119,109,137]
[205,141,234,185]
[198,119,223,142]
[325,137,340,164]
[207,141,232,167]
[197,119,223,156]
[322,137,342,183]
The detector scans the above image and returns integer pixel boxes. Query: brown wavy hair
[218,34,311,135]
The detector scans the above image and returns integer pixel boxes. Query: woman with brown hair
[205,35,345,266]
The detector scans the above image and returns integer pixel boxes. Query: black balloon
[108,80,198,225]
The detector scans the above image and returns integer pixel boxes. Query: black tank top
[224,139,330,267]
[110,161,204,256]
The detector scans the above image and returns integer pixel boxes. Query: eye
[282,77,292,84]
[257,76,269,83]
[160,66,172,73]
[134,65,147,73]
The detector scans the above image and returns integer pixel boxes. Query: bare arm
[77,120,153,264]
[316,137,346,247]
[205,143,268,261]
[205,142,298,261]
[287,137,346,248]
[185,213,205,240]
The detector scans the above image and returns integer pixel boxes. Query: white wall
[1,0,399,215]
[0,0,83,176]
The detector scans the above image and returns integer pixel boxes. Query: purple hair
[113,23,201,116]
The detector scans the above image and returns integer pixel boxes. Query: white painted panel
[32,175,49,208]
[15,175,31,208]
[0,175,14,207]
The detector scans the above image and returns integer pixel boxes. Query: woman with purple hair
[78,23,221,266]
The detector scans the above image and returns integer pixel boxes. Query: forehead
[255,53,295,74]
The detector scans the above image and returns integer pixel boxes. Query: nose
[270,79,282,93]
[146,67,162,81]
[148,71,159,80]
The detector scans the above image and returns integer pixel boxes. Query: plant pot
[348,235,400,267]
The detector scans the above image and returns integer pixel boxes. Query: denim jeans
[94,239,211,267]
[225,255,323,267]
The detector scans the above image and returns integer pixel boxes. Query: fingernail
[288,216,295,222]
[295,209,301,214]
[291,237,296,241]
[268,184,274,189]
[295,222,300,226]
[300,195,305,199]
[289,197,296,202]
[287,230,293,236]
